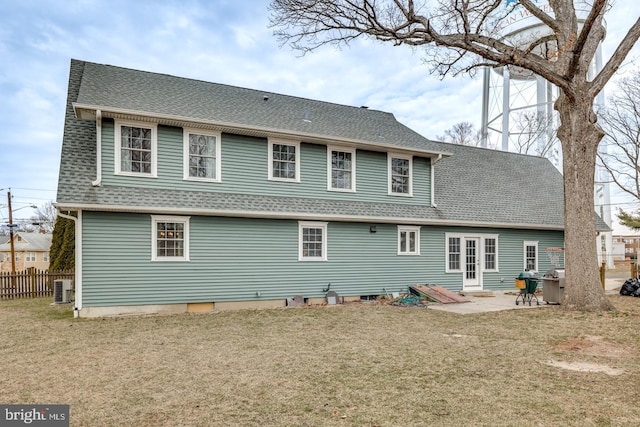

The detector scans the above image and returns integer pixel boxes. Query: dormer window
[388,153,412,196]
[327,146,356,192]
[183,129,221,182]
[115,120,157,177]
[268,139,300,182]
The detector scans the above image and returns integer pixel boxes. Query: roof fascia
[55,202,567,231]
[72,103,453,159]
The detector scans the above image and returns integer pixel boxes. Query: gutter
[54,202,568,231]
[91,110,102,186]
[56,210,82,318]
[72,103,453,159]
[431,154,442,208]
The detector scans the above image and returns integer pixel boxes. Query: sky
[0,0,638,233]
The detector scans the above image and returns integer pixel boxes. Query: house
[613,235,640,260]
[57,59,578,317]
[0,231,52,273]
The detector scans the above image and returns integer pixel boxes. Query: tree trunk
[556,92,614,311]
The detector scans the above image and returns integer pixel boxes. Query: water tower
[479,0,614,267]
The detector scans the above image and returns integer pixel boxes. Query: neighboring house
[0,231,52,273]
[613,235,640,260]
[57,59,595,317]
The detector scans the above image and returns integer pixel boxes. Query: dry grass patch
[0,296,639,426]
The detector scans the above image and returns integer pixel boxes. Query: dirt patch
[547,335,629,376]
[542,360,624,376]
[552,335,631,359]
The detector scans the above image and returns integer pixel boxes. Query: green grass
[0,296,639,426]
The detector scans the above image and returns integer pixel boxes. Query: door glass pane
[466,240,476,280]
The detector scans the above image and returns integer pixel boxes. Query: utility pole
[7,191,16,274]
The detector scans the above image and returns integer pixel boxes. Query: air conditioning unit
[53,279,73,304]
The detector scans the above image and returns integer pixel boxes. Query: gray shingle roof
[57,59,584,230]
[0,232,52,251]
[74,61,448,155]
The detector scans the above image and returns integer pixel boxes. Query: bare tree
[270,0,640,311]
[438,121,482,146]
[597,69,640,230]
[512,110,559,160]
[30,201,57,233]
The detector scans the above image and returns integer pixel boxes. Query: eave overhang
[72,103,453,159]
[55,202,569,232]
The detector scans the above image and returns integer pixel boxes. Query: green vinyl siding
[81,211,564,307]
[100,120,431,205]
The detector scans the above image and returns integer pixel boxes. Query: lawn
[0,296,639,426]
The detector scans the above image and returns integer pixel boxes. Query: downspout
[91,109,102,186]
[430,154,442,208]
[58,210,82,318]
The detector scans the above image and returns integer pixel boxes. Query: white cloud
[0,0,638,212]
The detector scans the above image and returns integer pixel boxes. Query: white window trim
[268,139,300,183]
[114,120,158,177]
[445,233,463,273]
[397,226,421,255]
[483,234,500,272]
[151,215,190,262]
[183,128,222,182]
[445,233,500,273]
[298,221,328,262]
[387,153,413,197]
[327,145,356,192]
[524,240,539,272]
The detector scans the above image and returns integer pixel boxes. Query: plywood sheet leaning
[410,285,471,304]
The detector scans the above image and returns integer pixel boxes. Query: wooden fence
[0,268,74,300]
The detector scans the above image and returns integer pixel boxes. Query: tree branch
[591,17,640,96]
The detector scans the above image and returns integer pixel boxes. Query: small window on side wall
[398,226,420,255]
[152,215,190,262]
[524,241,538,272]
[299,221,327,261]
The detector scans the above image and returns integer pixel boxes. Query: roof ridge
[75,59,393,116]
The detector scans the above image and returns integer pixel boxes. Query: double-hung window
[269,139,300,182]
[115,120,157,177]
[43,252,49,262]
[524,241,538,272]
[152,216,190,262]
[327,147,355,191]
[398,226,420,255]
[26,252,36,262]
[183,129,221,182]
[388,154,412,196]
[484,236,499,271]
[299,221,327,261]
[447,236,462,271]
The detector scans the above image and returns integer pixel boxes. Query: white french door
[463,237,482,290]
